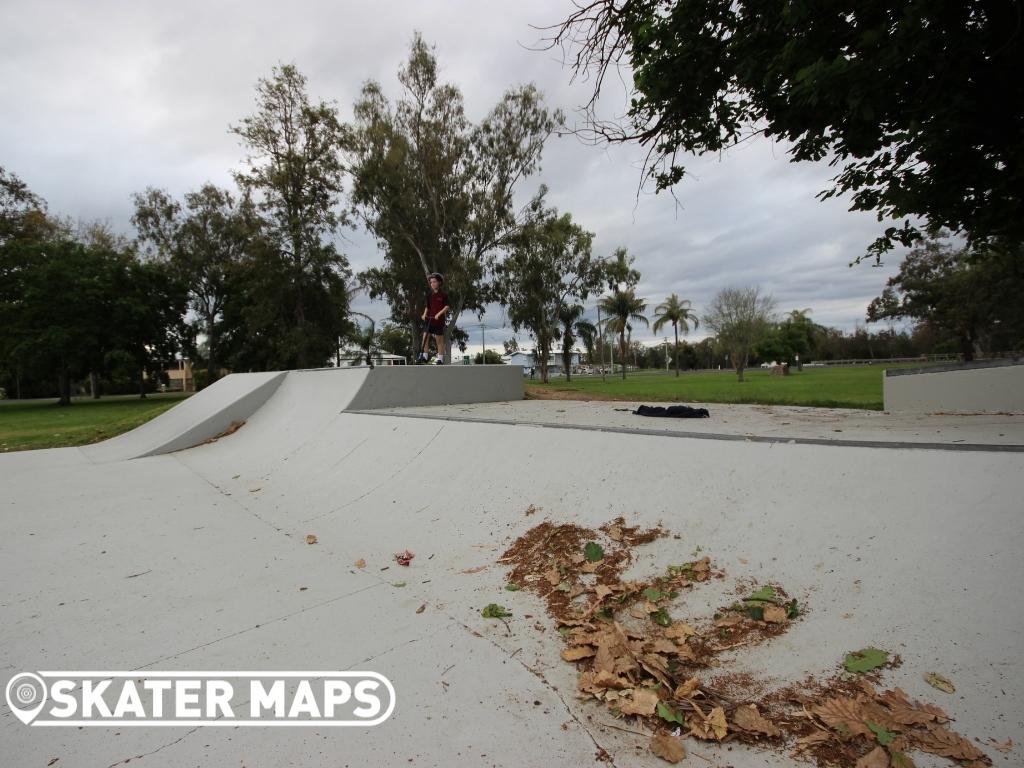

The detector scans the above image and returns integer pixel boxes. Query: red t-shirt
[427,291,448,326]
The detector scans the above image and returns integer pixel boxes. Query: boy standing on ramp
[417,272,450,364]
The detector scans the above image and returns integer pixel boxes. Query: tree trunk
[620,330,627,380]
[736,364,745,382]
[138,365,147,398]
[563,333,572,382]
[206,312,217,385]
[674,324,680,377]
[89,370,100,399]
[57,359,71,406]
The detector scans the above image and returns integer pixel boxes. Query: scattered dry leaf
[856,745,890,768]
[562,646,597,662]
[394,550,415,566]
[664,622,696,639]
[650,733,686,764]
[912,722,987,761]
[990,737,1013,753]
[354,558,366,568]
[619,687,660,716]
[305,534,318,545]
[688,706,728,741]
[763,604,787,624]
[924,672,955,694]
[674,677,701,699]
[732,704,781,737]
[812,697,873,738]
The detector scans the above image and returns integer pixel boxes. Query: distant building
[338,351,408,366]
[164,359,194,392]
[502,349,582,376]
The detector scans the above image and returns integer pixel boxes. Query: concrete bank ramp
[80,371,287,463]
[80,365,523,463]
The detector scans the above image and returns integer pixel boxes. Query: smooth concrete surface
[2,371,1022,767]
[345,364,524,410]
[369,398,1024,448]
[80,370,287,463]
[884,361,1024,413]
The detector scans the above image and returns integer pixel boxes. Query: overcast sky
[0,0,907,351]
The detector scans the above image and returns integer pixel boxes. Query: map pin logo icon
[6,672,48,725]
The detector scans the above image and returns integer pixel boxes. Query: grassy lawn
[0,392,192,452]
[527,365,923,410]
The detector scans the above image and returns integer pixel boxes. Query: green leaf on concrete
[868,722,895,746]
[745,605,765,621]
[505,583,521,592]
[391,581,407,587]
[584,541,604,562]
[657,701,685,725]
[786,599,800,619]
[642,587,665,602]
[556,580,572,592]
[844,647,889,673]
[746,585,777,602]
[650,608,672,627]
[481,603,512,619]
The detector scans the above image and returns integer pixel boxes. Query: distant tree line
[3,27,1021,401]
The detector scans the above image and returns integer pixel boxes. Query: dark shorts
[426,322,444,336]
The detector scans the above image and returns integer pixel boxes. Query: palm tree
[557,304,596,382]
[598,289,648,379]
[652,294,699,377]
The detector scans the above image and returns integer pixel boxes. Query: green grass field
[528,365,919,410]
[0,392,192,452]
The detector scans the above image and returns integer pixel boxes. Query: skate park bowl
[884,358,1024,413]
[1,365,1022,767]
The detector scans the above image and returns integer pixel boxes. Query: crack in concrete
[430,608,620,767]
[105,726,201,768]
[303,423,447,523]
[133,580,384,671]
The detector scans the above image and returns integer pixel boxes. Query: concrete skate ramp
[885,359,1024,413]
[80,370,287,463]
[79,365,523,463]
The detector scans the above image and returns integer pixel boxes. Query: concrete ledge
[345,365,524,410]
[884,361,1024,413]
[80,371,287,463]
[886,357,1022,376]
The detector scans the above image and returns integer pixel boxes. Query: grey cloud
[1,0,904,348]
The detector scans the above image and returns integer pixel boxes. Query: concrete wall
[884,361,1024,413]
[346,364,523,411]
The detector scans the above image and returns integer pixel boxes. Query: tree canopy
[348,34,562,361]
[703,285,776,380]
[549,0,1024,260]
[495,190,602,382]
[867,235,1024,359]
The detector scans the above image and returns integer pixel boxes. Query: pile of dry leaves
[497,517,992,767]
